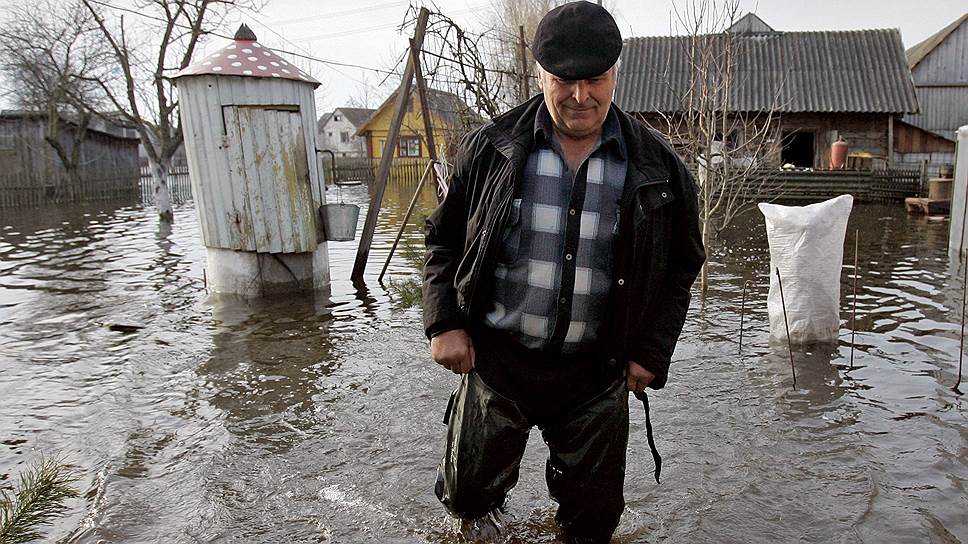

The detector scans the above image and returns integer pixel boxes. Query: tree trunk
[150,157,174,224]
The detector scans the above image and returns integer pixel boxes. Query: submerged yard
[1,184,966,542]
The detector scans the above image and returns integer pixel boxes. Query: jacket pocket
[496,198,522,264]
[633,181,676,227]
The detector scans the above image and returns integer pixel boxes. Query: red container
[830,137,848,169]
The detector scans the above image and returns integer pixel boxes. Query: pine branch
[0,457,79,544]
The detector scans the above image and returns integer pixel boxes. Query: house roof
[0,110,140,140]
[905,12,968,69]
[728,13,775,34]
[317,112,333,133]
[173,24,320,87]
[354,87,478,136]
[336,107,376,128]
[615,27,920,114]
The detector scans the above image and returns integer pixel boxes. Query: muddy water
[1,186,966,543]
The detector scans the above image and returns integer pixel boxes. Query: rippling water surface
[1,187,966,543]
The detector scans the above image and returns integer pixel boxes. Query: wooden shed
[899,12,967,174]
[173,24,330,296]
[0,111,140,207]
[615,14,920,170]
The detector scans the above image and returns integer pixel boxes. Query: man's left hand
[627,361,655,393]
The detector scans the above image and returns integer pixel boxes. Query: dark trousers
[435,327,629,542]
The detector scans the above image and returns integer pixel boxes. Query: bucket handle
[315,149,342,205]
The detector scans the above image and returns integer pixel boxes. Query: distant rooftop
[616,17,919,114]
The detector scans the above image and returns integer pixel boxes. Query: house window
[781,131,815,168]
[334,114,341,122]
[340,131,349,143]
[398,136,421,157]
[328,131,333,137]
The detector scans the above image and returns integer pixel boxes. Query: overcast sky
[237,0,968,113]
[0,0,965,115]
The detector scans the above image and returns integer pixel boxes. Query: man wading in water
[422,2,705,541]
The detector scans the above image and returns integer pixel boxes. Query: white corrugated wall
[177,75,323,253]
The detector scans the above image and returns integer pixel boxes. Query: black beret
[532,1,622,80]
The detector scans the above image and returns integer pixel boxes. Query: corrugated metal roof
[615,28,919,114]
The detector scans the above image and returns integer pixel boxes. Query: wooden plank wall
[0,116,141,208]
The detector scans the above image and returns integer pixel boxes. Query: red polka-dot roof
[174,24,320,87]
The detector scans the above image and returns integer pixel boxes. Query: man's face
[538,66,617,140]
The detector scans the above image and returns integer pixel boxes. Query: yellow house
[355,88,478,159]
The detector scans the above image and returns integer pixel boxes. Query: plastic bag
[758,194,853,344]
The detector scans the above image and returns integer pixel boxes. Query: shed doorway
[781,131,815,168]
[223,105,317,254]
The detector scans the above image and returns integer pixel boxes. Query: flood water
[1,184,966,543]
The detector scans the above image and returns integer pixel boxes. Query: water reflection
[199,294,337,453]
[2,195,968,542]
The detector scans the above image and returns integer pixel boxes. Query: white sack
[758,194,853,344]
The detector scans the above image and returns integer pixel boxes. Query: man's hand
[430,329,476,374]
[627,361,655,393]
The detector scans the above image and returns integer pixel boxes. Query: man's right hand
[430,329,476,374]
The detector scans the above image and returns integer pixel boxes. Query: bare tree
[659,0,784,292]
[0,0,113,199]
[79,0,254,224]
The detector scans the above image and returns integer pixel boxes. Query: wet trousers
[434,328,630,543]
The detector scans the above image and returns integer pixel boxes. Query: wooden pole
[518,25,530,101]
[957,260,967,393]
[352,7,430,282]
[850,229,859,370]
[776,268,797,390]
[409,36,442,203]
[739,279,754,356]
[379,160,435,283]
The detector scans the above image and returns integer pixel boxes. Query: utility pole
[410,36,442,203]
[352,7,430,282]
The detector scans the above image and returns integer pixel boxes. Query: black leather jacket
[422,95,705,390]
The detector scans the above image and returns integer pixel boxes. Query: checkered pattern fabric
[485,105,627,354]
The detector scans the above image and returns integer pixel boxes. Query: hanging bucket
[321,203,360,241]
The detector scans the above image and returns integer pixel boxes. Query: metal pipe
[739,279,754,356]
[317,149,337,187]
[378,160,435,283]
[850,229,859,370]
[775,268,797,390]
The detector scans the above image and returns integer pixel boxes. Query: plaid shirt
[484,105,628,354]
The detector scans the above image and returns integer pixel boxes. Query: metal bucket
[320,203,360,241]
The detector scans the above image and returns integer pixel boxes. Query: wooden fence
[138,165,193,205]
[0,171,140,208]
[329,157,433,185]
